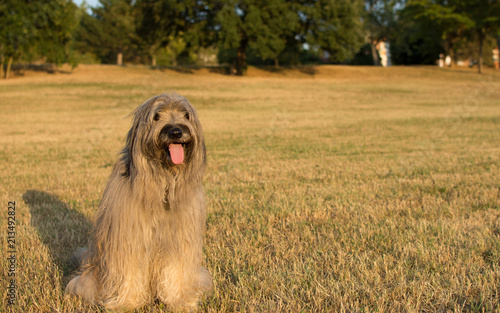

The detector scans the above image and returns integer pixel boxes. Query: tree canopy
[408,0,500,73]
[215,0,303,74]
[1,0,77,78]
[2,0,500,77]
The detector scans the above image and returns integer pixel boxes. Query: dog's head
[122,93,205,177]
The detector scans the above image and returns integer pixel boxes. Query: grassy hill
[1,65,499,312]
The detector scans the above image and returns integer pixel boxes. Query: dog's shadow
[23,190,93,279]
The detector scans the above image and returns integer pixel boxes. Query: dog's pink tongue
[169,144,184,164]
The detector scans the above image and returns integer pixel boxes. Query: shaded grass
[1,65,499,312]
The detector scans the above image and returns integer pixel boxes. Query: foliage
[407,0,500,72]
[215,0,364,74]
[364,0,401,65]
[349,43,376,65]
[364,0,399,41]
[74,0,138,64]
[153,34,199,67]
[389,5,444,65]
[215,0,300,75]
[300,0,365,63]
[135,0,212,66]
[3,0,500,75]
[36,0,79,66]
[0,0,78,77]
[0,0,34,60]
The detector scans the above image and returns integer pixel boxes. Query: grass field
[1,64,500,312]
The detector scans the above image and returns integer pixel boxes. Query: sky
[72,0,100,9]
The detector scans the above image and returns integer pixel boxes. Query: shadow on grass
[149,64,318,76]
[9,64,73,76]
[297,66,317,75]
[254,65,317,76]
[22,190,92,279]
[208,66,232,75]
[424,65,484,76]
[155,65,232,75]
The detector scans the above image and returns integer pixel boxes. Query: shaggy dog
[66,93,212,310]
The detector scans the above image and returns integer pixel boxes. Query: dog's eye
[184,112,190,120]
[153,113,160,121]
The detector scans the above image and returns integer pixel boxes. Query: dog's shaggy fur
[66,93,212,310]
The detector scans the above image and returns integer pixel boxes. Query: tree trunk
[236,37,248,76]
[117,52,123,66]
[370,41,380,66]
[478,30,484,74]
[0,56,4,78]
[5,56,13,79]
[151,55,157,68]
[274,58,279,67]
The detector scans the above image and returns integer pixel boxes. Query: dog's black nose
[168,127,183,139]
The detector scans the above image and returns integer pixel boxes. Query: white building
[376,41,392,67]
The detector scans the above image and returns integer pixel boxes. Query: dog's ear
[136,95,162,124]
[195,118,206,165]
[202,140,206,165]
[121,95,161,177]
[184,100,206,166]
[120,127,135,177]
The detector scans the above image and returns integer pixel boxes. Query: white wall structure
[376,41,392,67]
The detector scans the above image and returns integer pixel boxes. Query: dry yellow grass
[1,65,500,312]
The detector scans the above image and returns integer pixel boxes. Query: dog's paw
[198,266,213,292]
[65,274,97,304]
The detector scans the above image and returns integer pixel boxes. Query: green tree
[0,0,77,78]
[389,4,444,65]
[32,0,79,67]
[215,0,363,75]
[215,0,299,75]
[135,0,212,67]
[364,0,400,65]
[0,0,31,78]
[300,0,364,63]
[75,0,137,65]
[458,0,500,73]
[72,5,103,62]
[408,0,500,73]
